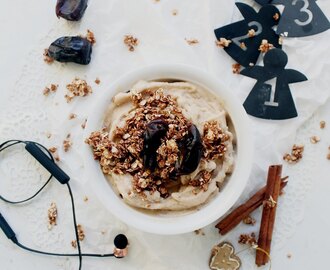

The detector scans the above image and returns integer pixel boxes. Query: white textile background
[0,0,330,269]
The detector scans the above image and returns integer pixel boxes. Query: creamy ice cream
[86,80,235,212]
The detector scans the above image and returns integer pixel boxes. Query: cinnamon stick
[215,176,288,235]
[256,165,282,266]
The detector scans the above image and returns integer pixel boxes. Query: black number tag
[272,0,330,37]
[214,3,282,67]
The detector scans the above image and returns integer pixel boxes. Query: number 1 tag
[214,3,282,67]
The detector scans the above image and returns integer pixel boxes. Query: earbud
[113,234,128,258]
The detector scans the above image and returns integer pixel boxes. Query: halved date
[56,0,88,21]
[142,119,168,171]
[177,124,203,175]
[47,36,92,65]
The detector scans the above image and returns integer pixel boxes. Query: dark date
[47,36,92,65]
[142,119,168,171]
[142,120,203,176]
[177,124,203,175]
[56,0,88,21]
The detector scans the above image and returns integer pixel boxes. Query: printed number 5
[293,0,313,26]
[232,21,263,51]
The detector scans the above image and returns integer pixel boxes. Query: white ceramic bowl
[83,64,253,235]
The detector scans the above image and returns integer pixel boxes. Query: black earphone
[0,140,129,270]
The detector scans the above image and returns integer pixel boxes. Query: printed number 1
[293,0,313,26]
[232,21,263,51]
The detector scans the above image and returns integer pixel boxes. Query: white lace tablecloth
[0,0,330,269]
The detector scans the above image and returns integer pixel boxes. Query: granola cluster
[283,144,304,163]
[65,78,93,102]
[124,35,139,51]
[202,120,229,160]
[47,202,58,230]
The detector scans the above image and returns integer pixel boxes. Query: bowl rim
[82,63,253,235]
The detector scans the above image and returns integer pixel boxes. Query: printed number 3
[232,21,263,51]
[293,0,313,26]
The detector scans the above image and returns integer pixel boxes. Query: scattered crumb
[248,29,256,38]
[172,9,178,16]
[71,240,77,248]
[49,147,60,162]
[101,230,106,235]
[283,144,304,164]
[81,119,88,129]
[215,37,232,48]
[287,253,292,259]
[194,229,205,236]
[46,132,52,139]
[185,38,199,45]
[249,63,254,67]
[259,39,274,53]
[320,121,326,129]
[71,224,85,249]
[83,196,89,202]
[238,233,257,246]
[154,0,160,2]
[124,35,139,51]
[232,63,241,74]
[278,36,284,45]
[69,113,77,120]
[240,42,247,50]
[243,216,256,225]
[43,84,58,96]
[327,147,330,160]
[310,135,320,144]
[95,78,101,85]
[86,29,96,45]
[263,195,277,208]
[47,202,57,230]
[63,138,72,152]
[273,13,280,21]
[65,78,93,102]
[43,48,54,64]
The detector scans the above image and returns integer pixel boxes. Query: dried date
[177,124,203,175]
[56,0,88,21]
[142,119,168,171]
[47,36,92,65]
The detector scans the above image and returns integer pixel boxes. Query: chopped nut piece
[124,35,139,51]
[216,37,232,48]
[263,195,277,208]
[48,202,57,230]
[43,84,58,96]
[86,29,96,45]
[232,63,241,74]
[259,39,274,53]
[185,38,199,45]
[283,144,304,164]
[172,9,178,16]
[83,196,89,202]
[77,224,85,241]
[242,216,256,225]
[310,135,320,144]
[63,139,72,152]
[248,29,256,38]
[273,13,280,21]
[95,78,101,85]
[43,48,54,64]
[240,42,247,49]
[81,119,88,129]
[69,113,77,120]
[238,233,257,246]
[49,147,57,153]
[65,78,92,102]
[320,121,326,129]
[71,240,77,248]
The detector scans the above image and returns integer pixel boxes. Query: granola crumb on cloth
[283,144,304,163]
[86,81,235,211]
[65,78,92,102]
[124,35,139,51]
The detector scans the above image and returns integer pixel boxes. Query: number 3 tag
[271,0,330,37]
